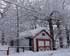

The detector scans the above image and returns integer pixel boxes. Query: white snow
[10,51,51,56]
[11,49,70,56]
[9,48,70,56]
[19,27,49,39]
[1,49,66,56]
[19,25,57,39]
[0,44,70,56]
[0,44,8,50]
[30,27,49,36]
[0,44,9,56]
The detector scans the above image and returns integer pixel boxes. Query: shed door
[36,39,51,51]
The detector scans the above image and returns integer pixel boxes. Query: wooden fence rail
[7,46,32,55]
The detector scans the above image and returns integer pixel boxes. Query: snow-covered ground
[0,44,8,50]
[0,44,70,56]
[7,48,70,56]
[9,49,70,56]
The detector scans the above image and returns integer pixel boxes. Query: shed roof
[19,25,57,39]
[19,27,49,39]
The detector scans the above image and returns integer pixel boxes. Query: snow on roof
[19,31,32,38]
[19,27,49,38]
[19,25,57,39]
[30,27,49,36]
[47,25,57,29]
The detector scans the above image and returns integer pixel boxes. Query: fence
[0,50,8,56]
[7,46,32,55]
[0,46,32,56]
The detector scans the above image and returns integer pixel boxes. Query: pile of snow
[0,44,8,50]
[52,48,70,56]
[0,44,9,56]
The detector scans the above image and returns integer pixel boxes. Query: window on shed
[42,33,45,36]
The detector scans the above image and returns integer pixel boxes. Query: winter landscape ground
[1,48,70,56]
[0,44,70,56]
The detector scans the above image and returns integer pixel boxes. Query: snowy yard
[9,48,70,56]
[0,47,70,56]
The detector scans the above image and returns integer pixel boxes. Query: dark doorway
[29,38,33,50]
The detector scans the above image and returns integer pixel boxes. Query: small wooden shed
[19,27,52,51]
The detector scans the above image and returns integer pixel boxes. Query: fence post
[22,47,24,52]
[7,50,9,55]
[7,49,9,55]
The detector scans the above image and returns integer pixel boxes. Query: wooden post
[22,47,24,52]
[1,32,5,45]
[7,47,9,55]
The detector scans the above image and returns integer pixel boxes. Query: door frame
[36,39,51,51]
